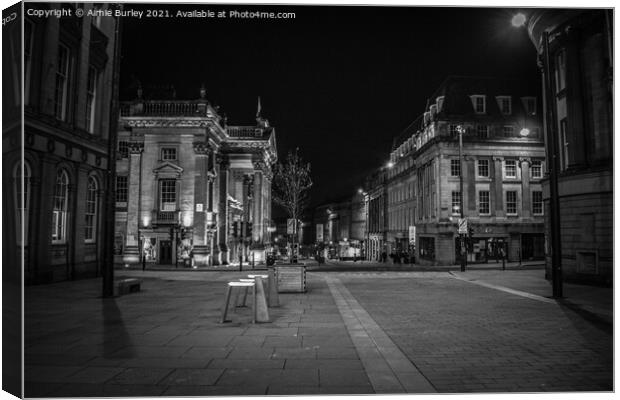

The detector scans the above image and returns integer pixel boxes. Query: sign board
[276,265,307,293]
[287,218,297,235]
[458,218,468,234]
[408,226,416,244]
[195,203,203,212]
[316,224,324,241]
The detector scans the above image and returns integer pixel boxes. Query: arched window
[85,176,98,242]
[52,170,69,243]
[14,161,31,245]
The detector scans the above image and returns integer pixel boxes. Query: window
[522,97,537,115]
[451,191,462,215]
[14,162,31,245]
[52,170,69,242]
[436,96,445,112]
[502,125,514,137]
[476,125,488,139]
[532,191,543,215]
[505,160,517,178]
[477,159,489,177]
[497,96,512,115]
[24,20,34,105]
[85,177,98,242]
[118,141,129,158]
[159,179,177,211]
[115,176,128,203]
[85,66,98,133]
[555,49,566,92]
[471,95,486,114]
[450,159,460,177]
[531,161,543,179]
[449,124,459,138]
[506,191,518,215]
[478,191,490,215]
[560,118,569,169]
[161,147,177,161]
[55,44,71,120]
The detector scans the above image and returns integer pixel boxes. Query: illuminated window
[450,159,460,177]
[532,191,543,215]
[531,161,543,179]
[506,191,518,215]
[52,170,69,242]
[497,96,512,115]
[85,177,98,241]
[115,176,127,204]
[159,179,177,211]
[476,125,488,139]
[505,160,517,178]
[161,147,177,161]
[477,159,489,178]
[471,95,486,114]
[502,125,514,137]
[478,191,490,215]
[451,191,461,215]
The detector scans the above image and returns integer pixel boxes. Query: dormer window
[470,95,486,114]
[436,96,445,113]
[496,96,512,115]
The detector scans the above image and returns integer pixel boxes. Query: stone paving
[23,268,613,397]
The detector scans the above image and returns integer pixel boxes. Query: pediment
[153,161,184,177]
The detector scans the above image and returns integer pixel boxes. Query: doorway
[160,240,172,264]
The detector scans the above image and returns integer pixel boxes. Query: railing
[155,211,176,224]
[120,100,208,117]
[226,126,264,138]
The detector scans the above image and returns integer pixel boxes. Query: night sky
[120,4,541,211]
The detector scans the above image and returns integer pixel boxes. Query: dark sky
[120,4,540,209]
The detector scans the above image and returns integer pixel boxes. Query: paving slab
[158,368,224,386]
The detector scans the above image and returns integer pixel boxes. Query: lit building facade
[4,4,121,283]
[364,169,388,261]
[383,76,546,265]
[115,90,276,267]
[527,10,613,284]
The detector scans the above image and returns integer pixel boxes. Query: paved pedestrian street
[24,268,612,397]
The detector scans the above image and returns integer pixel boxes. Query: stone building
[364,168,388,261]
[312,192,366,260]
[4,4,121,283]
[116,90,276,267]
[383,76,546,265]
[527,10,613,284]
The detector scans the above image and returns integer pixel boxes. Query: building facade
[364,169,388,261]
[527,10,613,285]
[4,4,121,283]
[377,76,546,265]
[313,192,366,260]
[115,90,276,267]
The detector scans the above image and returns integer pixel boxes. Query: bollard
[254,277,270,323]
[267,267,280,307]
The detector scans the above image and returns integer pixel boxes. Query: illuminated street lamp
[511,13,526,28]
[386,161,394,169]
[457,125,466,272]
[519,127,530,137]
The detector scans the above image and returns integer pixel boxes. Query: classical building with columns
[115,89,276,267]
[378,76,546,265]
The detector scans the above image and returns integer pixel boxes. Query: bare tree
[272,149,313,262]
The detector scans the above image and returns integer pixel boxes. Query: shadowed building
[527,10,613,285]
[116,89,276,267]
[4,4,121,283]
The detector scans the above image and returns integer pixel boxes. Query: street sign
[408,226,416,245]
[458,218,468,234]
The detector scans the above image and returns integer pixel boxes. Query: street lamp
[512,13,563,298]
[457,125,467,272]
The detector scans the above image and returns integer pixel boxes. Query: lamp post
[457,125,467,272]
[512,14,563,298]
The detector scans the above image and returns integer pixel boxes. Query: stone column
[34,156,56,282]
[122,142,143,264]
[71,165,91,278]
[520,158,531,218]
[192,142,209,266]
[493,156,504,217]
[217,154,230,264]
[252,166,263,243]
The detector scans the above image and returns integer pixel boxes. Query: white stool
[221,281,255,323]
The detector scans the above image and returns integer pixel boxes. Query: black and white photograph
[2,0,615,398]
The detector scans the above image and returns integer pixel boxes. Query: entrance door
[160,240,172,264]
